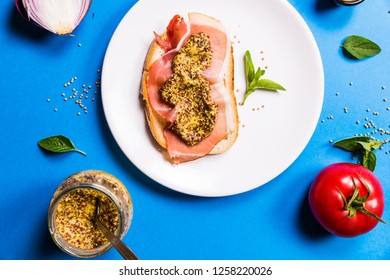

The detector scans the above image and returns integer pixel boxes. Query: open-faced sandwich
[141,13,238,164]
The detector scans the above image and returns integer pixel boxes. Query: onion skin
[14,0,28,19]
[14,0,92,35]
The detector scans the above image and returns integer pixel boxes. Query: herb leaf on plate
[252,79,286,91]
[242,50,285,105]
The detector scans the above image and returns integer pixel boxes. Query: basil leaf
[356,140,383,152]
[333,136,371,151]
[242,50,286,105]
[251,79,286,91]
[38,135,86,156]
[362,150,376,171]
[356,141,372,151]
[370,140,383,150]
[249,67,263,89]
[333,136,385,172]
[244,50,255,87]
[342,35,381,59]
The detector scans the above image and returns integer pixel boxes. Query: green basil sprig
[341,35,381,60]
[38,135,86,156]
[242,50,285,105]
[333,136,386,171]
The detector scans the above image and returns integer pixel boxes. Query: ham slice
[164,85,227,163]
[146,13,230,164]
[153,15,189,52]
[188,13,228,84]
[146,51,177,123]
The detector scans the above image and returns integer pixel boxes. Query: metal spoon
[93,200,138,260]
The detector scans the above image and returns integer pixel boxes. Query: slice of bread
[141,21,238,155]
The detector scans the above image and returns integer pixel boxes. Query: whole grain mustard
[55,188,119,249]
[160,32,217,146]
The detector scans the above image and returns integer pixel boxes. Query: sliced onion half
[15,0,92,35]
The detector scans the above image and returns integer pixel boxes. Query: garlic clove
[16,0,92,35]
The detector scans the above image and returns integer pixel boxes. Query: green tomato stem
[336,175,387,224]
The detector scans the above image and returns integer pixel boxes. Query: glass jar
[334,0,365,6]
[48,170,133,258]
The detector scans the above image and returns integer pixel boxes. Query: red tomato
[309,163,385,237]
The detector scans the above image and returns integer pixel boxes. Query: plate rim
[101,0,324,197]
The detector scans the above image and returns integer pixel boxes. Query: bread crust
[142,38,169,149]
[141,29,238,155]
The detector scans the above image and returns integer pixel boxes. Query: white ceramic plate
[102,0,324,197]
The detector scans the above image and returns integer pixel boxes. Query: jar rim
[334,0,365,6]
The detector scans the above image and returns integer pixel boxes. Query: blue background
[0,0,389,260]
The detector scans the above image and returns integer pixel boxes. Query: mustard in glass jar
[48,170,133,258]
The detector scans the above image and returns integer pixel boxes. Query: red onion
[15,0,92,35]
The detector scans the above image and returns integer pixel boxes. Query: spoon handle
[95,218,138,260]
